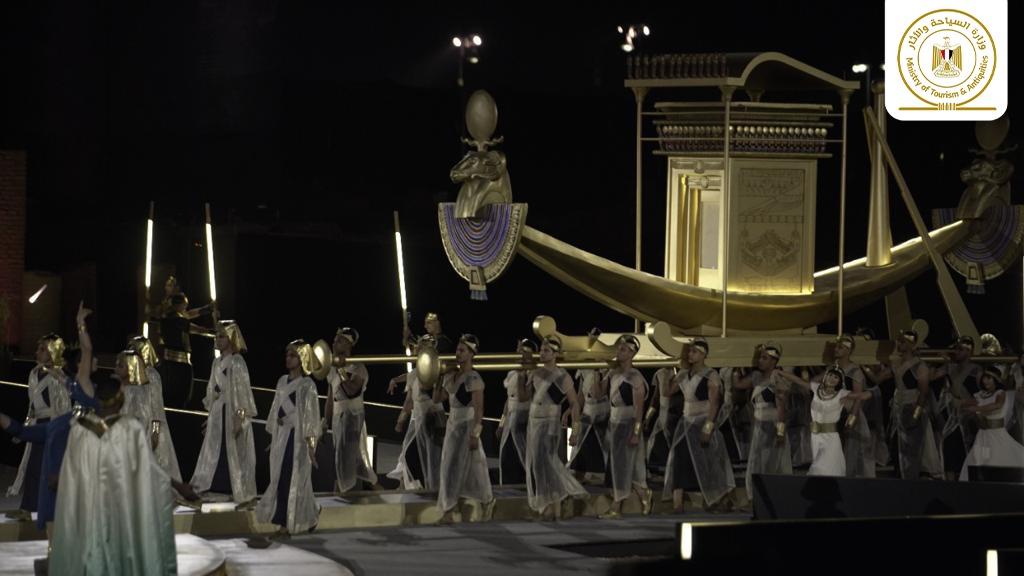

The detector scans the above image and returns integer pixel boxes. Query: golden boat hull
[516,220,969,331]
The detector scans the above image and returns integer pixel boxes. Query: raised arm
[774,367,810,392]
[75,301,95,398]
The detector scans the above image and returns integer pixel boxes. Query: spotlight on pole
[642,25,651,36]
[851,63,869,73]
[452,36,462,47]
[472,34,482,46]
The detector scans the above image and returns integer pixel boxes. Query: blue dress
[7,378,97,530]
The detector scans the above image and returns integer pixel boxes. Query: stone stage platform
[0,533,352,576]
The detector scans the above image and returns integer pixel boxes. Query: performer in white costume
[325,326,380,493]
[124,336,181,481]
[387,336,444,490]
[190,321,258,508]
[436,334,495,524]
[497,339,535,484]
[960,365,1024,481]
[255,340,322,536]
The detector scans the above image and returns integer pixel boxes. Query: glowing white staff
[394,211,412,372]
[143,202,154,338]
[206,203,219,358]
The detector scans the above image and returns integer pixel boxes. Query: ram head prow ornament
[440,90,528,300]
[451,90,512,219]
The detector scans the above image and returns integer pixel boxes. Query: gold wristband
[632,421,642,436]
[397,410,410,423]
[472,423,483,438]
[775,421,787,437]
[306,436,317,451]
[702,420,715,435]
[845,414,857,428]
[912,405,924,421]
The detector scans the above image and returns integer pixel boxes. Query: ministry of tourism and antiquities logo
[892,5,1003,117]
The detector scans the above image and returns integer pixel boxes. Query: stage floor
[0,533,353,576]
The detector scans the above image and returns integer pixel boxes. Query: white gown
[498,369,530,484]
[960,390,1024,480]
[121,367,182,481]
[808,382,850,477]
[52,413,178,576]
[190,353,258,502]
[255,375,321,532]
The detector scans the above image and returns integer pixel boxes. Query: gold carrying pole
[685,185,701,285]
[632,86,648,333]
[837,90,851,336]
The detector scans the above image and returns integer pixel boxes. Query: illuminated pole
[205,203,219,358]
[394,211,412,372]
[143,201,154,338]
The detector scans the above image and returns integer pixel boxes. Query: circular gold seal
[897,9,996,109]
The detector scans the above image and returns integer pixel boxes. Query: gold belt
[978,418,1005,430]
[163,349,191,365]
[811,421,838,434]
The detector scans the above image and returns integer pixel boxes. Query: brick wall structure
[0,151,26,351]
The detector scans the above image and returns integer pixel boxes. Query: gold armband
[306,436,317,451]
[643,406,657,426]
[912,405,924,421]
[701,420,715,435]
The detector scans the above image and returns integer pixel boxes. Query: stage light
[621,43,635,53]
[987,550,998,576]
[468,55,479,64]
[680,522,694,560]
[472,35,482,46]
[617,26,624,33]
[28,284,47,304]
[643,25,650,36]
[879,63,886,71]
[453,37,462,47]
[851,63,869,73]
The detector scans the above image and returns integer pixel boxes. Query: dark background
[1,1,1021,479]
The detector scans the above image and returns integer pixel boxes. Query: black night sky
[1,2,1021,474]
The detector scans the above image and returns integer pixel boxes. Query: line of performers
[3,305,1024,573]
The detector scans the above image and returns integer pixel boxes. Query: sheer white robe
[8,366,71,497]
[256,375,321,532]
[329,363,378,492]
[190,353,258,502]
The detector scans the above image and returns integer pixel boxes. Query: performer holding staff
[435,334,495,524]
[525,336,587,519]
[601,335,652,518]
[190,320,258,509]
[663,338,734,513]
[256,340,322,536]
[497,339,535,484]
[157,291,216,408]
[325,327,380,493]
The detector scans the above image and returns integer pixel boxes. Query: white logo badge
[886,1,1007,121]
